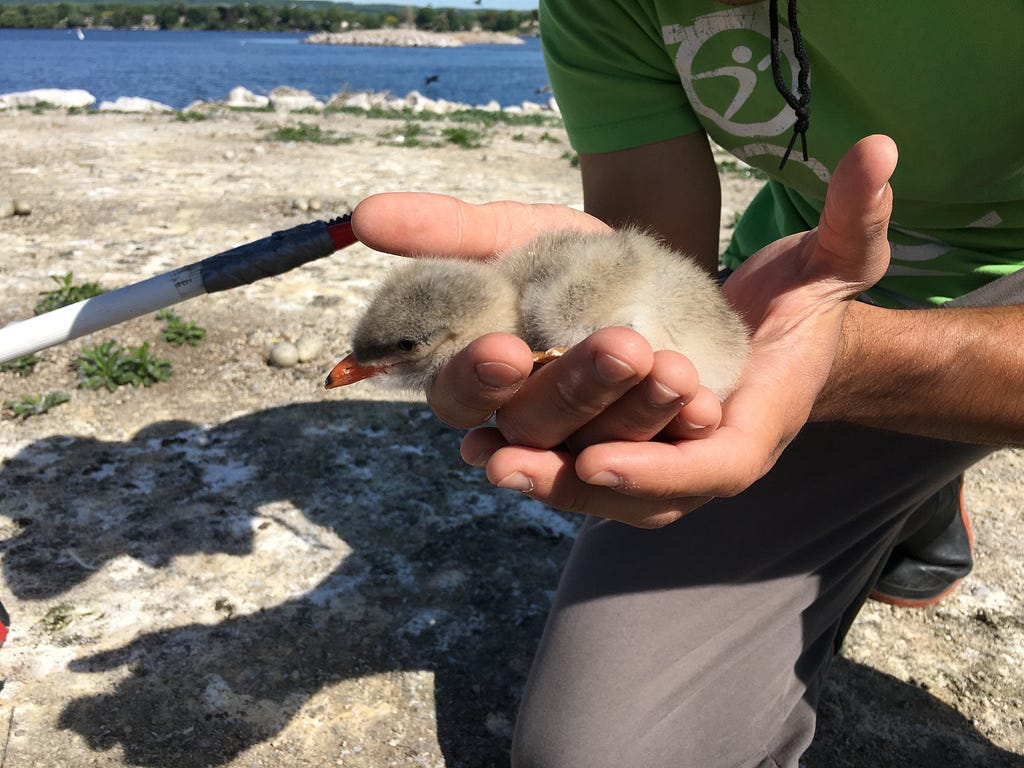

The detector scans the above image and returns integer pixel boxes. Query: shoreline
[0,84,560,117]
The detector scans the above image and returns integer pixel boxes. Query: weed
[267,123,352,145]
[0,354,40,377]
[324,105,562,128]
[34,272,105,315]
[157,309,206,347]
[175,110,209,122]
[2,392,70,420]
[75,340,172,392]
[442,126,485,149]
[380,121,424,147]
[561,151,580,169]
[538,131,561,143]
[512,132,526,142]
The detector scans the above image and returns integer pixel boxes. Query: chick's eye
[397,339,417,352]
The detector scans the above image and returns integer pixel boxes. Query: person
[349,1,1024,765]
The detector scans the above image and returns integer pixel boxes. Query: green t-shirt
[541,0,1024,307]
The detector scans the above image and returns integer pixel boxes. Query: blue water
[0,28,550,109]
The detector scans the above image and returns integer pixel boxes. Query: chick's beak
[324,353,389,389]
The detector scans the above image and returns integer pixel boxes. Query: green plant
[441,126,485,149]
[175,110,209,122]
[157,309,206,347]
[561,151,580,168]
[34,272,105,315]
[379,120,424,147]
[75,340,172,392]
[267,122,352,145]
[0,354,40,377]
[2,392,70,420]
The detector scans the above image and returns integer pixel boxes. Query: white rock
[0,198,14,218]
[269,87,324,112]
[0,88,96,109]
[340,92,372,110]
[225,86,270,109]
[547,97,561,116]
[98,96,173,113]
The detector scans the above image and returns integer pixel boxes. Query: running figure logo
[663,6,829,182]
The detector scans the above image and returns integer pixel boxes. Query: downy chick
[326,228,750,398]
[325,257,521,392]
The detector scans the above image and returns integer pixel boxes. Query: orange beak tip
[324,354,387,389]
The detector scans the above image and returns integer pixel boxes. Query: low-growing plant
[34,272,105,315]
[561,151,580,168]
[75,340,172,392]
[0,354,40,377]
[2,392,70,420]
[380,121,424,147]
[175,110,209,122]
[442,126,485,149]
[267,123,352,145]
[157,309,206,347]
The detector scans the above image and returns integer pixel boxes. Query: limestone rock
[225,86,270,109]
[97,96,173,113]
[269,87,324,112]
[0,88,96,109]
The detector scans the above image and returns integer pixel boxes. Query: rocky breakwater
[304,28,524,48]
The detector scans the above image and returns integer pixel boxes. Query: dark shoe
[870,475,973,608]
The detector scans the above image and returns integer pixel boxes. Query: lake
[0,28,550,109]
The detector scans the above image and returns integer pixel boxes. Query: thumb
[815,134,898,290]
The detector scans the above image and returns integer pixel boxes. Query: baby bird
[325,228,750,398]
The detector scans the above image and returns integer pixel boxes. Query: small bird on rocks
[325,228,750,398]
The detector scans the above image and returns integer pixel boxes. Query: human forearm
[812,301,1024,445]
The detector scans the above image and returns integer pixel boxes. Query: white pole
[0,217,353,364]
[0,264,205,364]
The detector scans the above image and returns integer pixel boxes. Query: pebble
[268,341,299,368]
[295,335,323,362]
[13,199,31,216]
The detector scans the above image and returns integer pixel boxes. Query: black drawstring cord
[768,0,811,169]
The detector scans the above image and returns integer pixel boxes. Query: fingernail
[497,472,534,492]
[594,353,636,385]
[465,448,496,468]
[585,470,622,488]
[682,419,712,431]
[475,362,523,390]
[646,379,682,406]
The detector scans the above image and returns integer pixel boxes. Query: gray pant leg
[512,424,993,768]
[512,271,1021,768]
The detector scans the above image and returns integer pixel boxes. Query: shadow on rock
[3,401,578,767]
[809,657,1024,767]
[2,403,1019,767]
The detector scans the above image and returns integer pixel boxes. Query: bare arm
[813,302,1024,445]
[580,132,723,273]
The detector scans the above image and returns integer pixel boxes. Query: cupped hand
[350,134,898,527]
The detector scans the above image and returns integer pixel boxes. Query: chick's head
[342,258,520,392]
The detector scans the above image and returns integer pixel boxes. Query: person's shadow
[2,401,1020,767]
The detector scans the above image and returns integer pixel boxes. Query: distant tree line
[0,2,537,32]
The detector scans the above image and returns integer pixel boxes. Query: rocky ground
[0,107,1021,768]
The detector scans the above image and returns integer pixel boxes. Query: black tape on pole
[200,218,347,295]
